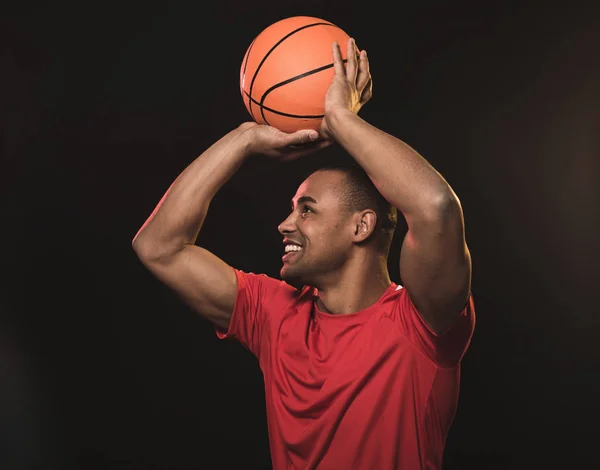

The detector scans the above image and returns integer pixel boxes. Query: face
[278,171,355,287]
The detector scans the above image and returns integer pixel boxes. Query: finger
[345,38,358,83]
[281,140,333,162]
[283,129,320,146]
[331,41,346,76]
[361,78,373,104]
[356,50,371,92]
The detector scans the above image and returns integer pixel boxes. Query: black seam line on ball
[259,58,348,124]
[241,38,256,112]
[242,38,256,108]
[242,37,256,80]
[246,22,339,120]
[243,90,324,119]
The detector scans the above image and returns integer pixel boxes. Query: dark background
[2,1,599,469]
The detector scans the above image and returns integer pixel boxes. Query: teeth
[285,244,303,253]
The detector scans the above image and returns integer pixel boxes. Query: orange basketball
[240,16,351,133]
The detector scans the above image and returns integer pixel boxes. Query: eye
[301,206,313,216]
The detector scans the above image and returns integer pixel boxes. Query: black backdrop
[3,1,599,469]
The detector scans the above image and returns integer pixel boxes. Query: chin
[281,265,309,288]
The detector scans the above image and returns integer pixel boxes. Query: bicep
[135,244,238,330]
[399,200,472,335]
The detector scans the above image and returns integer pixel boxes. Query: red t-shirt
[216,269,475,470]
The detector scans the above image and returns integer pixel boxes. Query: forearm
[132,125,251,258]
[328,110,456,221]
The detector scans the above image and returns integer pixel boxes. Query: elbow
[132,240,164,266]
[131,233,141,251]
[132,232,187,264]
[131,231,161,262]
[435,190,462,213]
[131,226,148,253]
[131,235,152,260]
[422,190,462,223]
[131,221,154,256]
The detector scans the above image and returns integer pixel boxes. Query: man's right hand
[239,122,332,162]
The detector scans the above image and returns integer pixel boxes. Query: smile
[282,249,302,262]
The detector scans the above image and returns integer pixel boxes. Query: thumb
[285,129,320,146]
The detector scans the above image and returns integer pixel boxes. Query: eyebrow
[291,196,318,209]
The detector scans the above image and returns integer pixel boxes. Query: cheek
[302,216,349,250]
[313,227,345,251]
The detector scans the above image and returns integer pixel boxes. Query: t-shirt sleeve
[390,287,476,368]
[214,268,286,360]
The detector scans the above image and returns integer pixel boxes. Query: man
[133,38,475,470]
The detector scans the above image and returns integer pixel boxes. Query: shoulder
[378,283,406,308]
[234,269,315,305]
[383,282,476,367]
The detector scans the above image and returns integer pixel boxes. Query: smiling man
[279,166,397,298]
[132,38,475,470]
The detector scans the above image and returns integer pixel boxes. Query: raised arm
[132,122,327,330]
[321,39,471,335]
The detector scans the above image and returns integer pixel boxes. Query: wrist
[236,122,258,157]
[325,108,361,137]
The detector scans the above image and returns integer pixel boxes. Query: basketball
[239,16,352,133]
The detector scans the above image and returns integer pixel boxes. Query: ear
[352,209,377,243]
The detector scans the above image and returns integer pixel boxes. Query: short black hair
[312,162,398,254]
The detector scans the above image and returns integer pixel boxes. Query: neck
[315,253,392,315]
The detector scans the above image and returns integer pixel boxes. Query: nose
[278,211,296,235]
